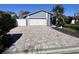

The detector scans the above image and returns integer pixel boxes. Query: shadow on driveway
[1,33,22,53]
[6,33,22,48]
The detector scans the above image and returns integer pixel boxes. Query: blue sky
[0,4,79,16]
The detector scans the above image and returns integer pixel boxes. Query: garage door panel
[17,19,26,26]
[28,19,47,25]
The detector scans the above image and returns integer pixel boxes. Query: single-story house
[67,16,79,24]
[16,10,53,26]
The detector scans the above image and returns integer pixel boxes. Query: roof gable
[24,9,53,18]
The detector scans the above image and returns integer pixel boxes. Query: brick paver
[4,26,79,54]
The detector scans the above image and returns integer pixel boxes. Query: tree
[65,16,73,24]
[52,4,65,26]
[7,11,18,19]
[0,11,17,52]
[0,11,17,34]
[19,10,30,19]
[53,4,64,15]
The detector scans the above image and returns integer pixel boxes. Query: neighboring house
[71,17,75,24]
[73,16,79,24]
[67,16,79,24]
[17,10,53,26]
[68,16,77,24]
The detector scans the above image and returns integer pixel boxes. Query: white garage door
[16,19,26,26]
[28,19,47,25]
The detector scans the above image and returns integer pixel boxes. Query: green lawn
[63,27,79,32]
[63,24,79,32]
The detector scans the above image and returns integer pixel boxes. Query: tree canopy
[0,11,17,34]
[52,4,65,26]
[53,4,64,16]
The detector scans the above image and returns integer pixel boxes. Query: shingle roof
[24,9,53,18]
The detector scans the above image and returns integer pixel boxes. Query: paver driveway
[4,26,79,54]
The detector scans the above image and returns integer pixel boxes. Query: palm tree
[52,4,65,26]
